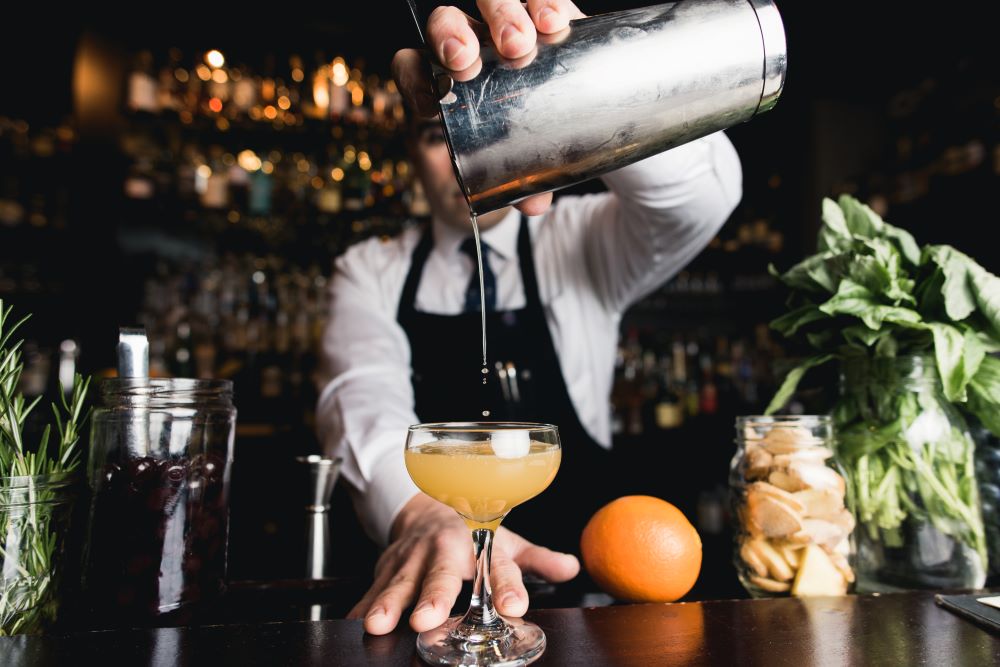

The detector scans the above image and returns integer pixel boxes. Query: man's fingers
[513,192,553,216]
[391,48,438,118]
[490,547,530,617]
[409,565,465,632]
[477,0,537,59]
[526,0,585,34]
[363,565,424,635]
[427,5,481,71]
[500,528,580,583]
[347,553,400,620]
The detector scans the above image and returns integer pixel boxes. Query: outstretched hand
[348,493,580,635]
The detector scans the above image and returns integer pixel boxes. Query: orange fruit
[580,495,702,603]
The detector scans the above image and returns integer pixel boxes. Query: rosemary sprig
[0,299,92,635]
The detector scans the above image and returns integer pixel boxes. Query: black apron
[397,215,614,554]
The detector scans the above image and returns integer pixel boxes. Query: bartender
[315,0,742,636]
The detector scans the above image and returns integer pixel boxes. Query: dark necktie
[459,237,497,313]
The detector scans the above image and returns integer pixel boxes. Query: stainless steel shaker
[432,0,787,214]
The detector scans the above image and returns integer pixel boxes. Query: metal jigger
[296,455,343,581]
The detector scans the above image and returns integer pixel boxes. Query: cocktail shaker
[432,0,787,214]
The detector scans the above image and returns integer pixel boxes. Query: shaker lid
[750,0,787,115]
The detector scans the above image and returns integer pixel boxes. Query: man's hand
[348,493,580,635]
[392,1,586,216]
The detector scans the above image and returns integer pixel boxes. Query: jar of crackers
[729,415,855,597]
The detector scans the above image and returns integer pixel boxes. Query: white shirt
[315,131,742,545]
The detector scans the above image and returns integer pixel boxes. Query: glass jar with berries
[81,378,235,625]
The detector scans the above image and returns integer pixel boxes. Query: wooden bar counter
[2,590,998,665]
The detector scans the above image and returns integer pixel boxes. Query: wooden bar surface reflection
[1,592,998,665]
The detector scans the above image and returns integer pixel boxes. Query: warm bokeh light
[358,151,371,171]
[297,159,310,173]
[205,50,225,69]
[238,150,262,172]
[261,79,275,101]
[212,69,228,84]
[331,167,345,182]
[196,65,212,81]
[263,105,278,120]
[332,58,349,87]
[312,66,330,111]
[343,146,356,164]
[277,95,291,110]
[351,84,364,107]
[261,161,274,175]
[208,98,223,113]
[292,68,304,83]
[196,165,212,179]
[174,68,189,83]
[311,176,324,190]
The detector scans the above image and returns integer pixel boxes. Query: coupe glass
[404,422,561,666]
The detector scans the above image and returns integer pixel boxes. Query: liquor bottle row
[120,129,430,227]
[127,48,406,131]
[610,325,787,437]
[137,254,333,421]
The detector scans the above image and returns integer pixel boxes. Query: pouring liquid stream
[470,210,491,418]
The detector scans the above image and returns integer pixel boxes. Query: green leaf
[839,194,884,239]
[968,263,1000,339]
[765,354,834,415]
[927,322,970,402]
[819,197,851,252]
[962,326,987,391]
[818,279,922,330]
[883,221,921,266]
[771,304,829,337]
[777,252,852,295]
[806,330,837,350]
[847,255,892,297]
[843,325,891,348]
[923,245,976,321]
[967,356,1000,437]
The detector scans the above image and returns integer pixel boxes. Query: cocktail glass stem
[455,528,509,640]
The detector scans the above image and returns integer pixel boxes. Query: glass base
[416,615,546,666]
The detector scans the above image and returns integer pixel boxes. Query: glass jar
[0,473,76,635]
[81,378,235,623]
[970,419,1000,583]
[836,355,986,591]
[730,415,855,598]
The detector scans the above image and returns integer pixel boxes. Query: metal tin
[433,0,787,214]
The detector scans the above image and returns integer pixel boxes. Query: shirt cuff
[354,432,422,547]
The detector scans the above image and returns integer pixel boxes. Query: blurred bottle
[127,50,159,114]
